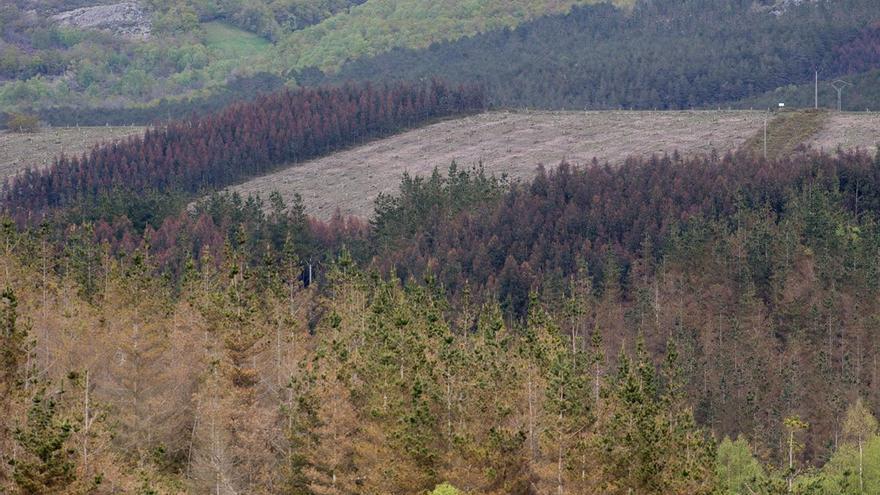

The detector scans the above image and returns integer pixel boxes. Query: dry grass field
[807,112,880,155]
[230,109,880,219]
[231,110,770,218]
[0,126,144,180]
[2,111,877,220]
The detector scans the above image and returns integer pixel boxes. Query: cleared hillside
[808,112,880,154]
[230,110,767,218]
[230,110,880,219]
[0,126,144,180]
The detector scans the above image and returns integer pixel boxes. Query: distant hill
[6,0,880,119]
[0,0,629,116]
[303,0,880,110]
[270,0,634,72]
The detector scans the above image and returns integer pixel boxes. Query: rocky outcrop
[50,2,151,39]
[753,0,824,16]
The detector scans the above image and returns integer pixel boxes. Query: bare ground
[807,112,880,155]
[231,110,768,218]
[3,111,877,220]
[0,126,144,180]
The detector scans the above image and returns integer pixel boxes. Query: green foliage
[372,163,506,252]
[203,21,272,59]
[716,436,765,495]
[816,400,880,494]
[5,113,40,133]
[597,337,716,494]
[11,389,77,494]
[429,482,461,495]
[275,0,631,72]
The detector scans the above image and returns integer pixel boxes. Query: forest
[3,83,880,491]
[308,0,880,110]
[6,0,880,125]
[3,80,484,218]
[5,0,880,491]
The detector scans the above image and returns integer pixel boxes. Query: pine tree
[1,287,31,489]
[11,388,76,494]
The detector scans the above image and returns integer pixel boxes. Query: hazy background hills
[3,0,880,125]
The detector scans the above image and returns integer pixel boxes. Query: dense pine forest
[3,89,880,492]
[3,0,880,492]
[4,80,484,218]
[307,0,880,110]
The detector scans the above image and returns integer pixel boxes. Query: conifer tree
[11,388,76,494]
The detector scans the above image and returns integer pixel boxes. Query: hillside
[5,113,880,493]
[0,126,144,180]
[308,0,880,110]
[1,0,628,116]
[229,110,880,218]
[9,0,880,123]
[231,110,764,217]
[272,0,632,72]
[6,110,877,220]
[809,112,880,152]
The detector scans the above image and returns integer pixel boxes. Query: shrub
[429,483,461,495]
[6,113,39,133]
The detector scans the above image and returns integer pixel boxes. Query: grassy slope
[203,21,272,60]
[272,0,634,72]
[742,110,830,160]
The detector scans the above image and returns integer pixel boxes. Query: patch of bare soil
[230,110,768,218]
[806,112,880,155]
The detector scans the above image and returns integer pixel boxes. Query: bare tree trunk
[557,442,564,495]
[83,369,90,473]
[859,436,864,494]
[528,367,535,459]
[788,430,794,493]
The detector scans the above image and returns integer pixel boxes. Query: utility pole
[831,79,851,112]
[763,110,768,160]
[814,71,818,109]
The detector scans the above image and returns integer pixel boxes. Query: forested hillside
[271,0,632,72]
[0,0,611,118]
[7,0,880,124]
[4,80,484,219]
[309,0,880,110]
[5,0,880,491]
[3,143,880,493]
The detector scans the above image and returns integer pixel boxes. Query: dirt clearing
[230,110,769,218]
[807,112,880,155]
[0,126,145,180]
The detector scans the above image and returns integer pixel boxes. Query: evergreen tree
[11,389,76,494]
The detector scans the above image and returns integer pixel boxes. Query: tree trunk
[859,436,864,494]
